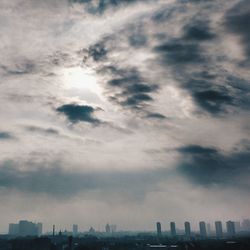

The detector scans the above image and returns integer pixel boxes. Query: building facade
[215,221,223,239]
[199,221,207,238]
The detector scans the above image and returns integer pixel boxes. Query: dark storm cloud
[154,40,204,65]
[0,132,14,140]
[108,74,140,87]
[145,112,166,120]
[225,0,250,60]
[0,160,173,199]
[177,144,250,189]
[181,73,249,114]
[104,66,159,109]
[121,93,153,107]
[182,21,216,41]
[56,104,101,124]
[152,10,249,115]
[80,0,249,118]
[125,83,158,94]
[88,42,107,61]
[193,90,233,114]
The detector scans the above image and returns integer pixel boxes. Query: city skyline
[0,0,250,235]
[5,218,250,236]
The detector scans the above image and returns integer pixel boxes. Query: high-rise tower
[156,222,162,238]
[215,221,223,239]
[184,222,191,237]
[170,222,176,237]
[199,221,207,238]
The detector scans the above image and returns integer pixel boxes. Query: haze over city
[0,0,250,235]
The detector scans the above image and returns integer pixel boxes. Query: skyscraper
[105,223,111,233]
[215,221,223,239]
[226,221,235,237]
[199,221,207,238]
[184,222,191,237]
[156,222,162,238]
[170,222,176,237]
[53,225,55,237]
[73,224,78,237]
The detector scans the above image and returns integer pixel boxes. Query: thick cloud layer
[56,104,101,124]
[177,144,250,189]
[0,0,249,232]
[0,132,14,140]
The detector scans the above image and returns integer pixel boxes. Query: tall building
[215,221,223,239]
[9,220,41,236]
[105,223,111,233]
[199,221,207,238]
[184,222,191,237]
[73,224,78,237]
[170,222,176,237]
[156,222,162,238]
[53,225,55,237]
[8,224,19,235]
[226,221,235,237]
[19,220,38,236]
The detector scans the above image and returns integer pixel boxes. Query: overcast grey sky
[0,0,250,233]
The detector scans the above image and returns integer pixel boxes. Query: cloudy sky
[0,0,250,233]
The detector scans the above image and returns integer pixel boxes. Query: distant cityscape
[0,218,249,250]
[7,218,250,239]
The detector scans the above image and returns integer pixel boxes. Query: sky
[0,0,250,233]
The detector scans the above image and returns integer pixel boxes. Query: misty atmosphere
[0,0,250,249]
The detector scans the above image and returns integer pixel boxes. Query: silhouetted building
[184,222,191,237]
[199,221,207,238]
[170,222,176,237]
[215,221,223,239]
[226,221,235,237]
[19,220,38,236]
[9,220,42,237]
[105,224,111,233]
[73,224,78,237]
[156,222,162,237]
[9,223,19,235]
[52,225,55,237]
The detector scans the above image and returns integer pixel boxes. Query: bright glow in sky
[62,66,101,96]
